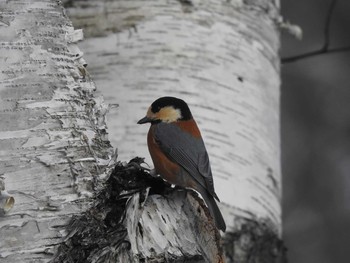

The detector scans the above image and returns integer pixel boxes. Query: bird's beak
[137,116,152,124]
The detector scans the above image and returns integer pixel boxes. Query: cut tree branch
[281,0,350,64]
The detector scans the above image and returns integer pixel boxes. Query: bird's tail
[201,190,226,232]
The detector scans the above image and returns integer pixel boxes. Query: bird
[137,96,226,232]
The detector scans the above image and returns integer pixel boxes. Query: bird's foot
[127,157,158,177]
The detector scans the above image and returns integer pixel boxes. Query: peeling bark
[0,1,113,262]
[0,177,15,216]
[123,192,224,262]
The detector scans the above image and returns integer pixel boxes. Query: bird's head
[138,96,192,124]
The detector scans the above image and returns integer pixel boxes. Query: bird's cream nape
[147,106,182,123]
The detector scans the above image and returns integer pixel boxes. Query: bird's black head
[138,96,193,124]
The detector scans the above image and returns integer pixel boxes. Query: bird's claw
[127,158,158,177]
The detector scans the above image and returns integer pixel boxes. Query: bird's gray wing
[154,122,218,200]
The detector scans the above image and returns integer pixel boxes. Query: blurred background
[281,0,350,262]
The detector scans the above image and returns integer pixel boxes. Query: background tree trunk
[66,0,282,236]
[0,1,113,262]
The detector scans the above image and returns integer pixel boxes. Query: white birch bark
[68,0,282,235]
[120,191,224,262]
[0,1,113,262]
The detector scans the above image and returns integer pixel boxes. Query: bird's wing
[154,122,218,200]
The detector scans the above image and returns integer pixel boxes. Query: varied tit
[137,96,226,232]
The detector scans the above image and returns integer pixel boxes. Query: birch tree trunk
[0,1,113,262]
[0,0,284,261]
[63,0,284,261]
[66,0,282,233]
